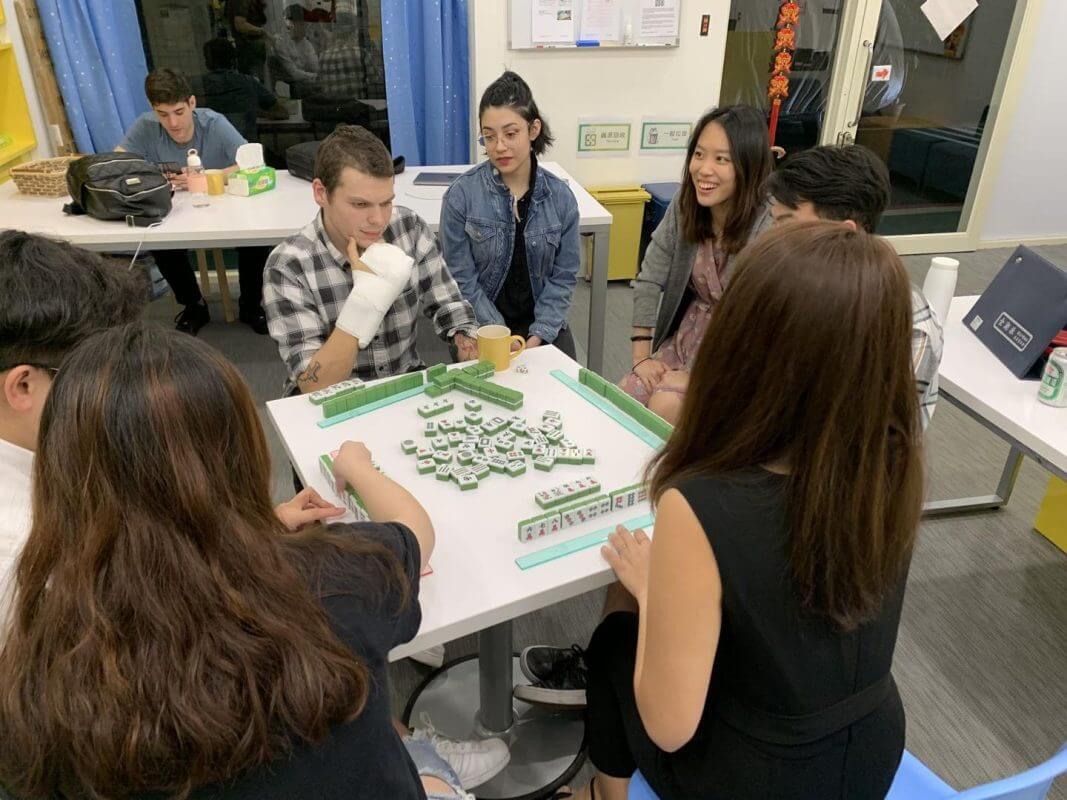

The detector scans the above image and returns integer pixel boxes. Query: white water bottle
[186,148,209,207]
[922,256,958,329]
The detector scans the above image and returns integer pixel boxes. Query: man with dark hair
[0,231,146,615]
[194,37,288,141]
[264,124,479,396]
[765,144,943,428]
[118,67,270,336]
[765,144,891,233]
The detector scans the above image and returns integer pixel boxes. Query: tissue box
[227,165,276,197]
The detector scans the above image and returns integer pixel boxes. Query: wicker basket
[10,155,81,197]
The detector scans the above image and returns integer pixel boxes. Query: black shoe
[239,308,269,335]
[513,644,587,708]
[174,301,210,335]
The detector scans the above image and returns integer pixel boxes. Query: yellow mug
[477,324,526,371]
[205,169,226,195]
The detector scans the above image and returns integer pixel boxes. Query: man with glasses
[0,231,146,616]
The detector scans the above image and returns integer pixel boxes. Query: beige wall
[470,0,732,187]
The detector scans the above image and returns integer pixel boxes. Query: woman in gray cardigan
[621,106,774,423]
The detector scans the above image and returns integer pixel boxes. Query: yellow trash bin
[1034,476,1067,553]
[585,185,651,281]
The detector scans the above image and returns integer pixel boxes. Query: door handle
[837,130,855,146]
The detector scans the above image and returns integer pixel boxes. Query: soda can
[1038,347,1067,407]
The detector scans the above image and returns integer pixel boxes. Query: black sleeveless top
[667,469,908,799]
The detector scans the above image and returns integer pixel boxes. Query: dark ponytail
[478,70,555,156]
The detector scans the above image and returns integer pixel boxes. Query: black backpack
[63,152,173,227]
[286,139,405,182]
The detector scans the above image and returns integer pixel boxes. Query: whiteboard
[508,0,681,50]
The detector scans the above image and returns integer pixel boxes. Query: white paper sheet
[920,0,978,41]
[580,0,623,42]
[638,0,679,39]
[532,0,576,44]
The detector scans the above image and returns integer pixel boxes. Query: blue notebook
[963,246,1067,378]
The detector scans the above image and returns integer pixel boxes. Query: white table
[266,346,656,798]
[0,163,615,372]
[925,296,1067,516]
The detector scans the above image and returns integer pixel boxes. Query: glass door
[720,0,859,154]
[723,0,1031,253]
[826,0,1028,249]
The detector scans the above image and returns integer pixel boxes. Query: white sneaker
[410,713,511,789]
[409,645,446,668]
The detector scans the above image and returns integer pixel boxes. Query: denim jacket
[441,159,580,343]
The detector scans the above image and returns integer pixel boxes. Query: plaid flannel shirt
[264,208,478,394]
[911,287,944,430]
[317,39,386,99]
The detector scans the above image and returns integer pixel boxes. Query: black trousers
[153,246,269,314]
[585,612,905,799]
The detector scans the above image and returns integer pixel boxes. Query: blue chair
[887,745,1067,800]
[630,745,1067,800]
[628,771,659,799]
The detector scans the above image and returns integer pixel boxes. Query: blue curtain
[37,0,150,153]
[381,0,470,166]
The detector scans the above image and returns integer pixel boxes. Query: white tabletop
[0,161,611,252]
[940,296,1067,475]
[265,346,657,661]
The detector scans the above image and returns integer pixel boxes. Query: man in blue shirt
[118,68,269,335]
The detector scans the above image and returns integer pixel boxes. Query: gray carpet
[146,242,1067,798]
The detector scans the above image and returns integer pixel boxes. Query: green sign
[577,123,632,154]
[640,121,692,151]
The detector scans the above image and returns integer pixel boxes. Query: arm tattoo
[297,360,322,385]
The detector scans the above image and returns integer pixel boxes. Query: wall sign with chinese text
[577,121,632,156]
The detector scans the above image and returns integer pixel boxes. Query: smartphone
[157,161,183,176]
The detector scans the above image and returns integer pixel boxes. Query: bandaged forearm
[334,243,414,346]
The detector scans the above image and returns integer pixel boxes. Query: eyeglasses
[0,362,59,377]
[478,126,530,148]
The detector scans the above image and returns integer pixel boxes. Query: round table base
[403,654,586,800]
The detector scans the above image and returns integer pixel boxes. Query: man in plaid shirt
[765,145,944,428]
[264,125,479,396]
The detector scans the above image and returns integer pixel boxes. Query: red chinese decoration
[776,1,800,27]
[767,1,801,147]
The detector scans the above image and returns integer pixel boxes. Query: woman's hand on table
[602,525,652,607]
[275,488,345,531]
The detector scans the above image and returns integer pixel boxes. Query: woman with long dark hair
[0,324,477,800]
[620,105,774,423]
[580,222,924,799]
[442,70,581,358]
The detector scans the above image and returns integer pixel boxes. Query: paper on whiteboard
[638,0,679,39]
[920,0,978,41]
[580,0,623,42]
[532,0,575,44]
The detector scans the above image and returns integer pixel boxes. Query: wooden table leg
[212,248,236,322]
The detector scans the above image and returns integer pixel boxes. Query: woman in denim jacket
[442,71,581,359]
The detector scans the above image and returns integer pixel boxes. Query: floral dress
[619,240,727,404]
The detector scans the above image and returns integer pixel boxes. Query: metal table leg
[587,227,610,375]
[923,446,1025,517]
[404,620,586,800]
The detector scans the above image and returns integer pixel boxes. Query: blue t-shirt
[119,108,246,170]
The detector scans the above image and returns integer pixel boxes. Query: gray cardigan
[632,197,774,353]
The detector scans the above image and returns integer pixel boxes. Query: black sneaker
[174,301,210,335]
[513,644,587,708]
[239,308,269,335]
